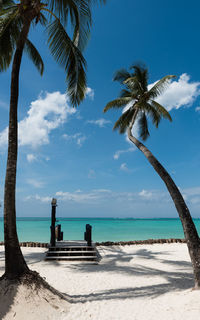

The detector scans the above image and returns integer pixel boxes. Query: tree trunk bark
[3,21,31,279]
[128,128,200,289]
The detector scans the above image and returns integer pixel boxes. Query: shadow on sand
[0,245,195,310]
[59,246,194,303]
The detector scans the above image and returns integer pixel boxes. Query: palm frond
[138,111,150,141]
[47,0,91,51]
[123,75,144,96]
[24,39,44,75]
[0,8,21,71]
[104,97,132,113]
[130,64,148,92]
[151,100,172,122]
[38,12,48,26]
[146,75,176,99]
[104,63,175,138]
[46,18,87,106]
[119,89,132,98]
[113,69,132,84]
[113,108,135,134]
[0,0,15,10]
[143,102,161,128]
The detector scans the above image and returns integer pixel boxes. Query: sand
[0,243,200,319]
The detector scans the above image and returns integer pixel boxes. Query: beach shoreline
[0,238,187,248]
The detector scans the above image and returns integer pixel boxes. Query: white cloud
[25,188,166,205]
[86,87,94,100]
[25,186,200,208]
[0,100,8,109]
[55,190,100,203]
[25,194,51,203]
[27,179,45,188]
[120,163,129,171]
[62,132,86,147]
[139,189,154,200]
[151,74,200,111]
[0,91,76,148]
[87,118,111,127]
[27,154,37,163]
[196,106,200,112]
[0,127,8,148]
[114,147,135,160]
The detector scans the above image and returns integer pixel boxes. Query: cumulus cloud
[27,154,37,163]
[114,147,135,160]
[62,132,86,147]
[87,118,111,128]
[139,189,154,200]
[0,91,76,148]
[86,87,94,100]
[151,73,200,111]
[27,179,45,188]
[196,106,200,112]
[120,163,129,172]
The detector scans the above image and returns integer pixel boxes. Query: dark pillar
[50,198,57,247]
[85,224,92,246]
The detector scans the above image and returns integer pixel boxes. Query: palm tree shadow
[63,246,194,303]
[0,277,19,319]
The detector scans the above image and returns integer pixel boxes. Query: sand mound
[0,277,70,320]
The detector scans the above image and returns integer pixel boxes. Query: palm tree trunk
[128,127,200,289]
[3,21,31,279]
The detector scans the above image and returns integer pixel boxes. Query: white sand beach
[1,243,200,320]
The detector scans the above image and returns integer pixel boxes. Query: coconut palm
[0,0,106,280]
[104,64,200,289]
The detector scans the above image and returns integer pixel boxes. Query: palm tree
[104,64,200,289]
[0,0,106,280]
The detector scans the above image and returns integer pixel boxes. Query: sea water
[0,218,200,243]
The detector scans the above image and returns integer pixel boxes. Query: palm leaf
[119,89,132,98]
[24,39,44,75]
[46,18,87,106]
[138,111,150,141]
[151,100,172,122]
[113,69,132,84]
[104,97,132,113]
[0,8,21,71]
[0,0,15,11]
[47,0,91,51]
[130,64,148,92]
[146,75,176,99]
[143,102,161,128]
[38,12,48,27]
[113,107,135,134]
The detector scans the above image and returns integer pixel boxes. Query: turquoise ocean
[0,218,200,243]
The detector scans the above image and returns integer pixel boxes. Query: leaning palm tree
[0,0,106,280]
[104,64,200,289]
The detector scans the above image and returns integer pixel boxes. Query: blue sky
[0,0,200,218]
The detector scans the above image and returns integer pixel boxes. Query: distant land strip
[0,238,187,248]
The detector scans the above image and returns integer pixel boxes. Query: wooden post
[50,198,57,247]
[85,224,92,246]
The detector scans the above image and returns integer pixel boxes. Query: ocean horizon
[0,217,200,243]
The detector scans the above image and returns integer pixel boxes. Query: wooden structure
[47,199,98,262]
[45,240,98,262]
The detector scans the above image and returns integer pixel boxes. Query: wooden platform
[45,240,99,262]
